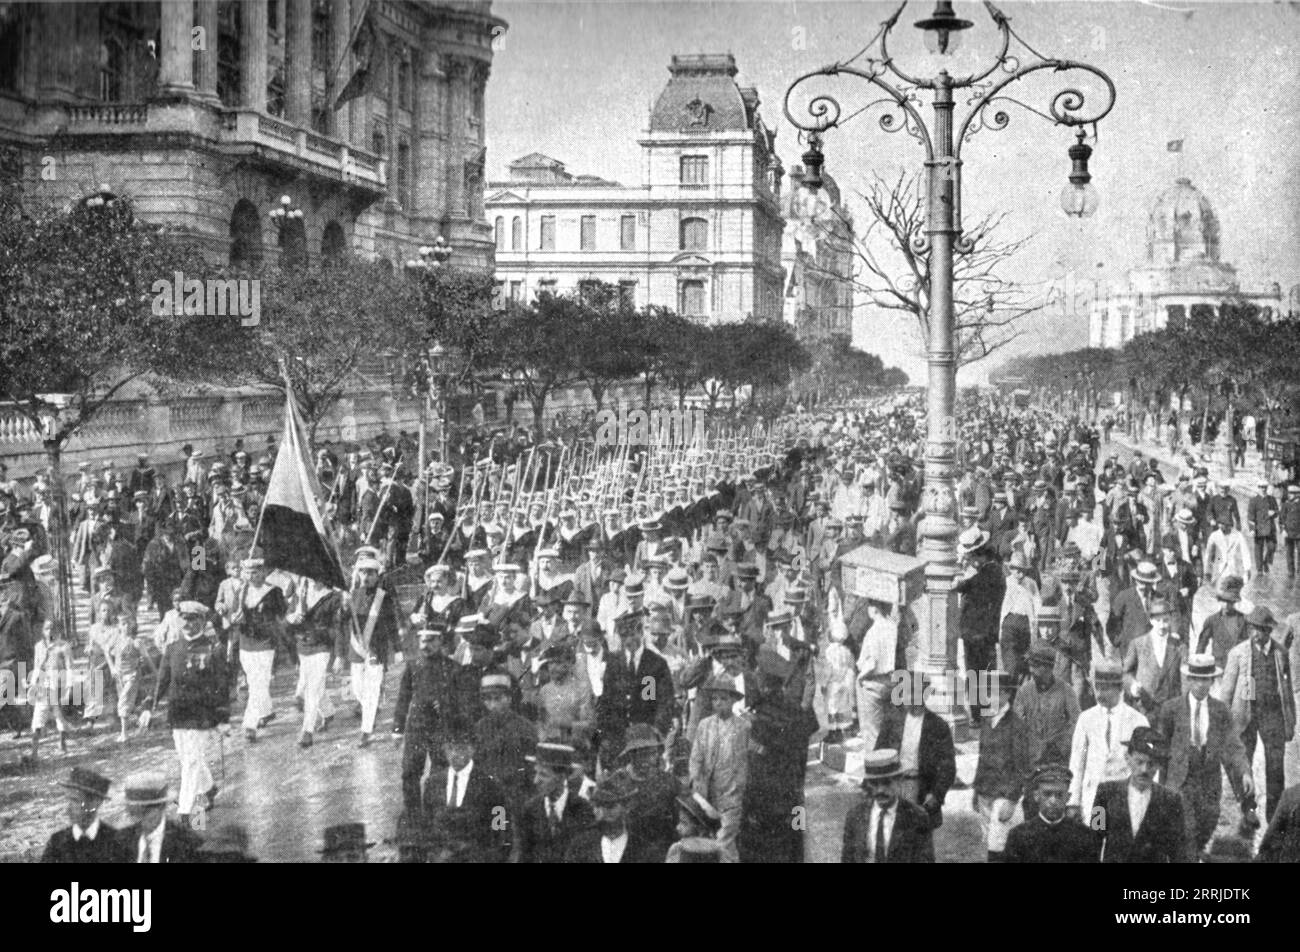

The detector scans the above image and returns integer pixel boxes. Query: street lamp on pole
[784,0,1115,724]
[36,394,79,651]
[404,237,455,476]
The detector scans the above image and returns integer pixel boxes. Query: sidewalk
[1109,428,1267,493]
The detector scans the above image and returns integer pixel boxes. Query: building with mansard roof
[1089,176,1282,348]
[485,53,786,322]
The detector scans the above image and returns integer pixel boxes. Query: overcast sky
[484,1,1300,382]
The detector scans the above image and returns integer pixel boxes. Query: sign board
[839,544,926,606]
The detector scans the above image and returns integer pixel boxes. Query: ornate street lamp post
[405,238,455,474]
[785,0,1115,722]
[36,395,78,650]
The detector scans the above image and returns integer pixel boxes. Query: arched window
[511,217,522,251]
[279,217,308,272]
[494,217,505,251]
[229,199,263,269]
[321,221,346,268]
[680,217,707,252]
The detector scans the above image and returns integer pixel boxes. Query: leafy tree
[496,291,587,437]
[571,283,647,410]
[406,263,501,391]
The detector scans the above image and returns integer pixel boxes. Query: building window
[372,124,387,160]
[397,139,411,207]
[679,280,707,318]
[540,216,556,251]
[510,281,523,303]
[267,66,285,116]
[99,38,126,101]
[680,155,708,186]
[398,48,412,111]
[580,215,596,251]
[321,221,346,268]
[620,215,635,251]
[217,1,241,107]
[229,199,263,269]
[493,281,506,308]
[312,0,330,74]
[0,5,19,93]
[537,279,558,298]
[680,217,708,252]
[511,217,522,251]
[618,281,637,309]
[494,217,505,251]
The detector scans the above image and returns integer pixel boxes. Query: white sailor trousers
[351,660,385,734]
[299,652,334,732]
[240,647,275,729]
[173,728,214,814]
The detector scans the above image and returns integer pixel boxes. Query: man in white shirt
[563,773,655,862]
[854,599,898,747]
[1068,661,1148,820]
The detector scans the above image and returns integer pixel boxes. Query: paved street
[3,436,1298,863]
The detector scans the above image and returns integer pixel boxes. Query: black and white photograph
[0,0,1298,889]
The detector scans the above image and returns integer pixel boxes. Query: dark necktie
[449,770,459,808]
[875,808,888,863]
[1105,711,1112,750]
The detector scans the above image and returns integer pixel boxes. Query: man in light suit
[1217,606,1296,825]
[1156,654,1252,859]
[1068,662,1148,821]
[841,749,935,863]
[1094,726,1189,863]
[1122,596,1184,721]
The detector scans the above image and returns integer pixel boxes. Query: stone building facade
[781,166,854,341]
[1089,176,1283,348]
[486,53,785,323]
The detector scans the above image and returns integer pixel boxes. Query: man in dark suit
[617,724,679,857]
[41,768,123,864]
[875,675,957,830]
[1003,763,1098,863]
[563,773,661,863]
[953,529,1005,722]
[423,725,509,862]
[1106,560,1159,656]
[1094,727,1189,863]
[115,772,202,863]
[510,743,595,863]
[842,749,935,863]
[1157,654,1252,859]
[614,615,675,739]
[1122,596,1184,720]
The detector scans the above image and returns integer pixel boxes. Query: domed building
[1088,178,1282,347]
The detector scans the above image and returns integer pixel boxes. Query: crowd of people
[3,388,1300,863]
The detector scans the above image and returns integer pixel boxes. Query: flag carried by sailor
[257,385,347,589]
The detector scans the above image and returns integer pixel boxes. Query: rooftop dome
[1145,177,1221,266]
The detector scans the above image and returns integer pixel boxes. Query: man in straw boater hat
[41,767,122,863]
[511,742,595,864]
[1155,652,1252,860]
[1002,763,1098,864]
[1105,558,1162,659]
[117,771,203,863]
[1067,660,1148,821]
[953,526,1005,725]
[1093,726,1189,863]
[138,601,230,825]
[1219,604,1295,825]
[841,749,935,863]
[1121,595,1185,720]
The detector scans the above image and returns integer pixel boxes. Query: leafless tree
[802,170,1045,371]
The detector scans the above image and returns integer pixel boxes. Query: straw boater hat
[1214,575,1243,603]
[1182,652,1224,680]
[958,527,990,554]
[124,772,171,807]
[1131,560,1160,585]
[1092,660,1124,686]
[859,749,905,787]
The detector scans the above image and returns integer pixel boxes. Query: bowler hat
[59,767,111,800]
[702,674,744,699]
[318,822,374,855]
[1146,596,1173,617]
[1246,606,1276,631]
[1027,642,1058,667]
[619,723,664,759]
[1122,726,1170,761]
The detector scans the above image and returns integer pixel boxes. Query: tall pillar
[328,0,350,140]
[285,0,312,125]
[158,0,195,94]
[38,3,77,101]
[195,0,220,101]
[240,0,268,110]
